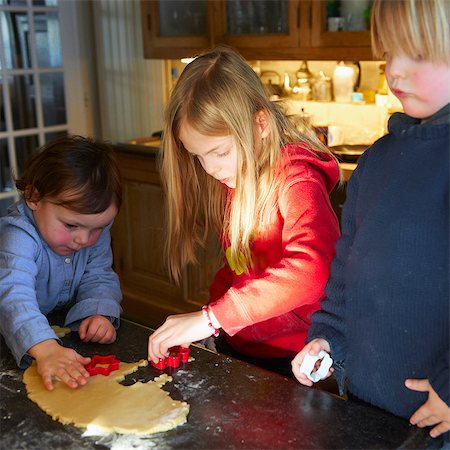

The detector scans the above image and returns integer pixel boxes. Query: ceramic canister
[332,61,355,103]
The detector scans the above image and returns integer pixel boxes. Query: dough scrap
[51,325,71,338]
[23,359,189,435]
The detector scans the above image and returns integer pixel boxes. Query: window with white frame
[0,0,69,216]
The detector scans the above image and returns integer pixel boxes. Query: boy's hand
[28,339,91,391]
[148,311,214,363]
[291,338,332,386]
[406,378,450,438]
[79,315,116,344]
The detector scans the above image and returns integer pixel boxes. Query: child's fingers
[78,321,88,340]
[309,340,326,355]
[75,353,91,367]
[405,378,429,392]
[99,327,116,344]
[293,371,314,386]
[41,371,55,391]
[148,331,170,362]
[416,415,440,428]
[56,364,89,389]
[430,421,450,438]
[82,321,102,342]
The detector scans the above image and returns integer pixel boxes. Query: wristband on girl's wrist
[201,306,220,337]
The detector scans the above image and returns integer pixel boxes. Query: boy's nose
[387,56,406,80]
[74,230,89,246]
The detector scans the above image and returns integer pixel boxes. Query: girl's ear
[255,110,271,138]
[24,187,40,210]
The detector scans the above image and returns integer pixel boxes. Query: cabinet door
[141,0,214,59]
[216,0,306,58]
[310,0,372,51]
[111,152,185,326]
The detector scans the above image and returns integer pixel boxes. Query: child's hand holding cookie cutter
[299,350,333,382]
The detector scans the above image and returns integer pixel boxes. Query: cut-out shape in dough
[23,359,189,435]
[51,325,71,338]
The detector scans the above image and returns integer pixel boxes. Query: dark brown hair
[15,135,122,214]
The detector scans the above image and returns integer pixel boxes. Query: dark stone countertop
[0,319,440,449]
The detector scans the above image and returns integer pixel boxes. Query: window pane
[45,130,67,143]
[159,1,207,36]
[227,1,288,34]
[10,74,37,130]
[0,138,13,192]
[1,1,27,6]
[40,72,66,126]
[34,11,62,68]
[14,134,38,177]
[32,0,58,6]
[327,0,372,32]
[1,74,5,131]
[1,10,31,69]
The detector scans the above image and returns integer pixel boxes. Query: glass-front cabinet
[141,1,213,58]
[217,0,304,52]
[311,0,372,48]
[141,0,373,60]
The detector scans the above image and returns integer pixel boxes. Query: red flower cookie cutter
[151,346,190,370]
[85,354,120,376]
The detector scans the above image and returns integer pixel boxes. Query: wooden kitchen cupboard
[110,148,223,329]
[141,0,373,60]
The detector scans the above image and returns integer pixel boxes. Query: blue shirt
[0,199,122,367]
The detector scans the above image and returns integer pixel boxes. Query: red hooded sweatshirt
[209,143,340,359]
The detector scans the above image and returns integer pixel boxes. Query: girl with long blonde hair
[148,46,340,376]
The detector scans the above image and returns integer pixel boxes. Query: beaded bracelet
[201,306,220,337]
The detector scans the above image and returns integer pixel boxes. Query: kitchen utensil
[341,0,371,31]
[151,346,191,370]
[332,61,355,103]
[300,350,333,382]
[312,71,332,101]
[328,16,346,31]
[292,61,313,100]
[260,70,283,98]
[330,144,367,162]
[327,125,344,146]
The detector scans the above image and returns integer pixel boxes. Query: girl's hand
[148,311,215,363]
[28,339,91,391]
[291,338,332,386]
[406,378,450,438]
[79,315,116,344]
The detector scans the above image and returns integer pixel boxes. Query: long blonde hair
[162,46,335,282]
[371,0,450,64]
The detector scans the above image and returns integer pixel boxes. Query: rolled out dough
[51,325,71,338]
[23,359,189,435]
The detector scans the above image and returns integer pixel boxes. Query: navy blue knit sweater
[308,105,449,429]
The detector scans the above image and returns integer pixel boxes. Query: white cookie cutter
[300,350,333,382]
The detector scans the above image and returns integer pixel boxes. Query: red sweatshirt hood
[282,143,340,194]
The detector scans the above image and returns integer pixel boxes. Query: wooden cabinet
[110,148,223,329]
[141,0,373,60]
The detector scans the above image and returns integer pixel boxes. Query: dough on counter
[51,325,71,338]
[23,359,189,435]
